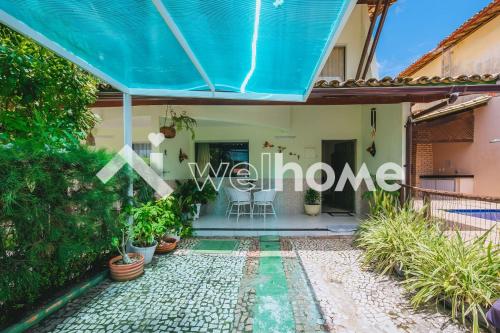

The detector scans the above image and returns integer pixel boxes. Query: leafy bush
[0,141,128,325]
[0,25,98,147]
[356,207,500,332]
[130,197,182,247]
[304,188,320,205]
[174,179,217,205]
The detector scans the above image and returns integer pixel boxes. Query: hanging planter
[159,105,197,140]
[366,107,377,157]
[160,125,176,138]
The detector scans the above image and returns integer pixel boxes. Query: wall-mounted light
[448,92,459,104]
[490,139,500,144]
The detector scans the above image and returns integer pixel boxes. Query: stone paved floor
[289,237,467,333]
[29,237,468,333]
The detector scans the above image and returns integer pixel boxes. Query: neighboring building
[401,0,500,197]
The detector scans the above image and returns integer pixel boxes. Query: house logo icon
[96,145,173,198]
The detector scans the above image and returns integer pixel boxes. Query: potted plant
[304,188,321,216]
[173,180,199,219]
[159,106,197,139]
[109,229,144,282]
[128,200,168,264]
[154,197,182,254]
[197,181,218,217]
[174,179,218,219]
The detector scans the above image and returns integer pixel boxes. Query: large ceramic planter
[304,204,321,216]
[129,240,157,265]
[109,253,144,282]
[155,237,178,254]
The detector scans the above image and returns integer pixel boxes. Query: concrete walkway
[29,237,465,333]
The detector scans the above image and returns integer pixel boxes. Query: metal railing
[400,185,500,245]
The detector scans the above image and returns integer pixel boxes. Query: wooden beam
[356,0,382,79]
[93,84,500,107]
[361,0,390,79]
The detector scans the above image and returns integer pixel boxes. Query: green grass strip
[191,239,239,254]
[253,239,295,333]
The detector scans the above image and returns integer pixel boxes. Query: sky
[376,0,492,77]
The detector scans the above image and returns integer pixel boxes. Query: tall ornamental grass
[356,192,500,333]
[404,233,499,333]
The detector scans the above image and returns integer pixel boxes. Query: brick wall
[414,143,433,187]
[408,110,474,187]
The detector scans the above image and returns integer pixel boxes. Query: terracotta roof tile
[98,74,498,93]
[314,74,499,88]
[399,0,500,77]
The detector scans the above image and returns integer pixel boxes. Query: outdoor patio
[27,237,465,333]
[193,213,360,237]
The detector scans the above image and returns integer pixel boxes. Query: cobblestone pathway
[289,236,467,333]
[29,237,467,333]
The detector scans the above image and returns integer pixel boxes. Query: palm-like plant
[404,232,499,333]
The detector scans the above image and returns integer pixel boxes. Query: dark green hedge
[0,141,130,324]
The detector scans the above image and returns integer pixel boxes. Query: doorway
[321,140,356,214]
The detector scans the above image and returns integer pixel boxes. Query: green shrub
[130,197,182,247]
[304,188,320,205]
[0,25,98,147]
[357,207,499,333]
[404,232,500,333]
[363,186,400,218]
[356,206,442,274]
[0,141,128,325]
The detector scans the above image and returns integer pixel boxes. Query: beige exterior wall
[410,13,500,196]
[412,15,500,77]
[91,103,405,214]
[432,99,500,197]
[333,4,377,79]
[92,104,404,177]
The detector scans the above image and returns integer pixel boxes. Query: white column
[123,93,133,200]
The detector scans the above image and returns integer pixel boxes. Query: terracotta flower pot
[160,126,176,138]
[109,253,144,282]
[155,237,178,254]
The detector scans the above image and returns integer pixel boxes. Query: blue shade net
[0,0,352,101]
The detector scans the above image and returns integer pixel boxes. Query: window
[441,48,453,77]
[132,143,152,158]
[319,46,345,81]
[195,142,249,177]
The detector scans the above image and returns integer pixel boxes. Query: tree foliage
[0,141,129,326]
[0,24,98,146]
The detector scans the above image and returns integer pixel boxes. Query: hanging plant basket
[159,105,197,140]
[160,125,176,138]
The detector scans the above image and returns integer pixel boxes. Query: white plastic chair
[227,188,252,222]
[252,189,277,220]
[223,187,234,216]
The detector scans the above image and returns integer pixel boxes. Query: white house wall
[91,103,404,215]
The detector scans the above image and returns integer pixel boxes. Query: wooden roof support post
[356,0,382,80]
[361,0,390,79]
